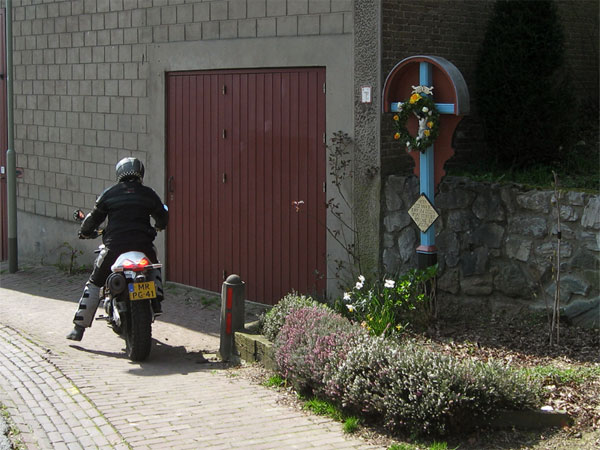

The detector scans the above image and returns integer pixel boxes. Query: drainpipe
[5,0,17,273]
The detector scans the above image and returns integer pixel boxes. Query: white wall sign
[361,86,371,103]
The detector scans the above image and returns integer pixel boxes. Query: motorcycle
[73,209,163,361]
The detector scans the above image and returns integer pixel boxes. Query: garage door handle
[168,176,175,193]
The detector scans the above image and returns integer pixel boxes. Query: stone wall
[382,175,599,327]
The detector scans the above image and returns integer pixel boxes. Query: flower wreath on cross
[393,85,440,153]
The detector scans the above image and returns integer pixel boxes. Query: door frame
[147,35,356,299]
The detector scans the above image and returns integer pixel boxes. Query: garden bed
[232,306,599,449]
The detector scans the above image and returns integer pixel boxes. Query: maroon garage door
[166,68,327,305]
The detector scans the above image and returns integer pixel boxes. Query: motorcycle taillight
[121,257,151,271]
[137,257,151,268]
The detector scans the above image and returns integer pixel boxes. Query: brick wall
[8,0,353,222]
[381,0,599,175]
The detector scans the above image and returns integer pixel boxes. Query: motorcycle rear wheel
[125,301,152,361]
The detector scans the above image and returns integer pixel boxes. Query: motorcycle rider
[66,157,169,341]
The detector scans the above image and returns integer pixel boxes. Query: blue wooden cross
[389,62,458,263]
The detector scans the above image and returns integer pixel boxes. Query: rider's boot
[66,325,85,341]
[151,299,162,315]
[67,282,101,341]
[148,268,164,316]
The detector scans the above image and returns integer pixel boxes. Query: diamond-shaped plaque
[408,194,439,233]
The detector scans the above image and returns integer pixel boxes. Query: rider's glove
[78,230,98,239]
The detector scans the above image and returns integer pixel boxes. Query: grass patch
[262,374,286,388]
[303,397,344,422]
[200,296,219,308]
[447,152,599,192]
[524,365,600,385]
[301,396,362,436]
[342,416,360,434]
[387,443,452,450]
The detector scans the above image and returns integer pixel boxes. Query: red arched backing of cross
[383,55,470,191]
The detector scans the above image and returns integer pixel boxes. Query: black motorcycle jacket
[80,180,169,248]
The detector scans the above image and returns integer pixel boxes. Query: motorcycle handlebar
[78,229,104,239]
[74,209,163,239]
[74,209,104,239]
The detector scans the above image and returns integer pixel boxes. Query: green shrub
[327,335,541,436]
[259,292,325,341]
[475,0,575,169]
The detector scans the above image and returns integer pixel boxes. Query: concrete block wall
[9,0,353,225]
[6,0,354,264]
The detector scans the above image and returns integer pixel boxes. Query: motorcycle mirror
[73,209,85,222]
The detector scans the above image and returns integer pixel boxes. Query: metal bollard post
[218,274,245,361]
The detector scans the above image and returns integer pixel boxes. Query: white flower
[428,111,432,116]
[343,292,351,301]
[346,304,355,312]
[355,281,364,290]
[358,275,365,283]
[406,141,410,147]
[384,279,395,289]
[422,106,429,113]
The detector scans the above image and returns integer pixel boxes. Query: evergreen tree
[475,0,575,169]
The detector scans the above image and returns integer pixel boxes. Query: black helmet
[116,157,144,182]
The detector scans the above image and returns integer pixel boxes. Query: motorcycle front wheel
[125,300,153,361]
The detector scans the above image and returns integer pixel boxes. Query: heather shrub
[328,336,541,436]
[274,306,365,394]
[325,334,393,417]
[259,292,325,342]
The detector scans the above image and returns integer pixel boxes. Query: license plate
[128,281,156,301]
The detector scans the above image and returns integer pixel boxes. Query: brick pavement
[0,263,383,449]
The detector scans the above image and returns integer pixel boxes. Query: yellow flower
[394,132,401,140]
[409,93,421,104]
[427,121,434,129]
[393,115,399,121]
[424,130,430,137]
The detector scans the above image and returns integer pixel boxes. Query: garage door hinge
[323,82,326,93]
[323,182,326,193]
[323,132,326,144]
[222,85,226,95]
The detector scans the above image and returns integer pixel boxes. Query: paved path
[0,263,382,449]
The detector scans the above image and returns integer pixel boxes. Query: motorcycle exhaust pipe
[107,273,127,295]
